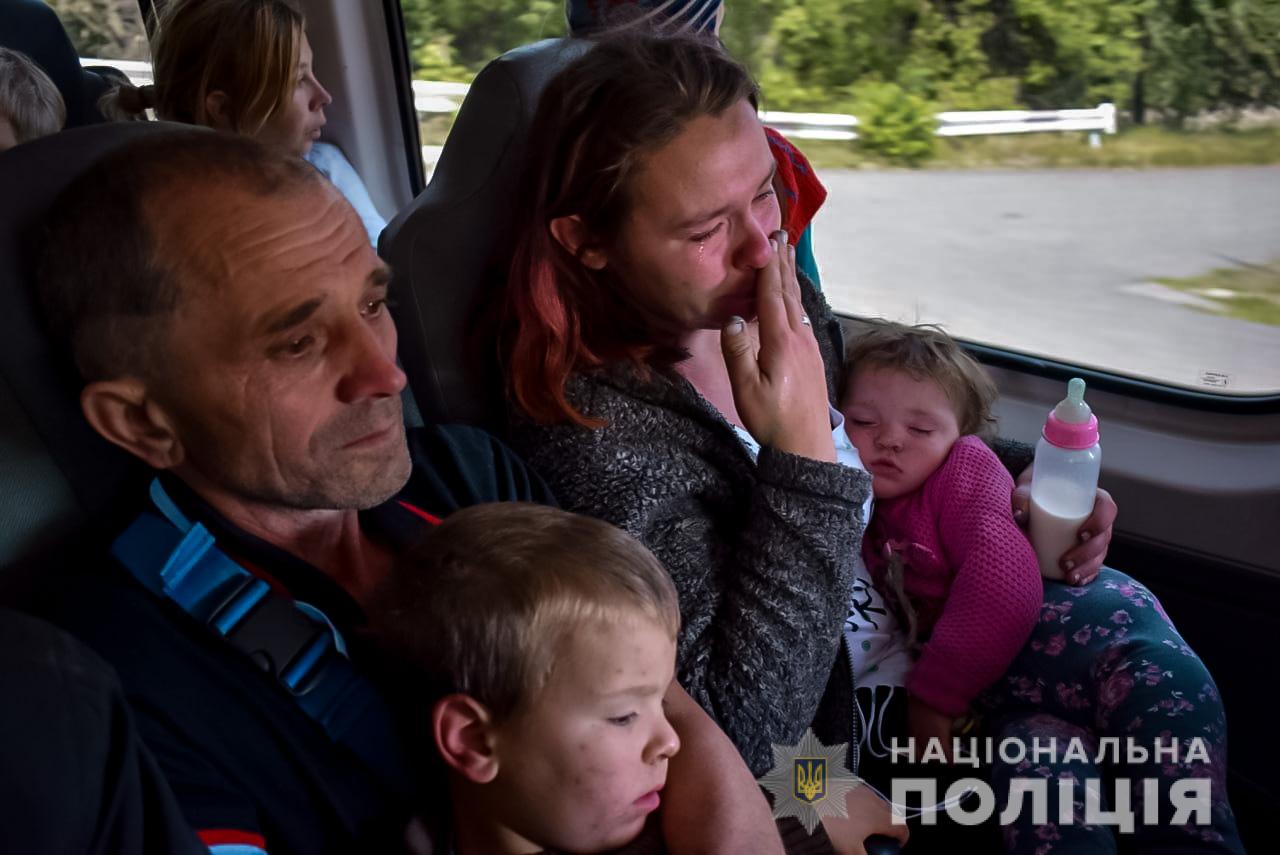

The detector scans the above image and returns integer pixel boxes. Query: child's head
[842,321,998,500]
[374,502,681,853]
[0,48,66,152]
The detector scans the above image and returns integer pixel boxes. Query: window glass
[44,0,150,62]
[401,1,565,176]
[401,1,1280,395]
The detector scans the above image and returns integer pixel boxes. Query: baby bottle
[1029,378,1101,580]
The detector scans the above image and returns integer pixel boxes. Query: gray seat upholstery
[0,121,180,602]
[381,38,590,429]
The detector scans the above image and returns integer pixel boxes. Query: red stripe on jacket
[397,500,442,526]
[198,829,268,847]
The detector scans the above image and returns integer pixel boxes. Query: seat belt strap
[110,479,411,792]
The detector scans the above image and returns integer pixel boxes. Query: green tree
[401,0,564,80]
[854,81,937,164]
[748,0,1019,112]
[761,0,917,109]
[979,0,1146,110]
[717,0,779,75]
[897,0,1013,109]
[393,0,1280,123]
[1139,0,1280,124]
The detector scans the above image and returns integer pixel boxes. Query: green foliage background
[43,1,1280,165]
[401,0,1280,127]
[45,0,1280,125]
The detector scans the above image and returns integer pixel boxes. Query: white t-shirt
[731,407,913,691]
[304,142,387,246]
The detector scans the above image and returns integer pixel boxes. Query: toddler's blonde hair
[845,319,999,439]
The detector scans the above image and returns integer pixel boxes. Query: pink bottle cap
[1043,410,1099,450]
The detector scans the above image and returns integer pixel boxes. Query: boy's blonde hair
[373,503,680,723]
[0,48,66,146]
[846,320,999,439]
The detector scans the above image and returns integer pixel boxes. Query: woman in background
[105,0,386,244]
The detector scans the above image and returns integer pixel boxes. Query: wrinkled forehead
[142,174,359,298]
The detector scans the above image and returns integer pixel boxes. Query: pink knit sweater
[863,435,1043,717]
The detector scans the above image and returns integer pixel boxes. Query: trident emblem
[794,758,826,803]
[762,728,860,834]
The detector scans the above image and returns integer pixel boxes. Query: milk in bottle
[1029,378,1101,580]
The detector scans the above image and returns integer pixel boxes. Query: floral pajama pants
[980,568,1244,854]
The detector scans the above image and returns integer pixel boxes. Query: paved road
[813,166,1280,394]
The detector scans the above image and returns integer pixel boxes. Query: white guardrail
[416,81,1117,170]
[937,104,1117,139]
[81,57,153,85]
[85,59,1117,172]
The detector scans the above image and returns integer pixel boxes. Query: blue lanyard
[111,478,412,792]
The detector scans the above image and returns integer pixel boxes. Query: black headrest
[381,38,591,429]
[0,121,181,592]
[0,0,113,128]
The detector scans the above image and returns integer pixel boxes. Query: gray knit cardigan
[510,281,1034,778]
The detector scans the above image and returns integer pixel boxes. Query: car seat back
[381,38,590,429]
[0,122,179,602]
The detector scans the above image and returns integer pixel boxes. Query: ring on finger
[800,314,812,326]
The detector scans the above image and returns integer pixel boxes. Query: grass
[1155,259,1280,327]
[795,126,1280,171]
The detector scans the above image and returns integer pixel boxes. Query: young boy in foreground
[374,503,681,855]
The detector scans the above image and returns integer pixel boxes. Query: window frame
[840,311,1280,414]
[961,335,1280,415]
[379,0,427,197]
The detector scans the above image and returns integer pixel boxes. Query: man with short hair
[36,130,780,855]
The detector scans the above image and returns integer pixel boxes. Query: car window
[401,1,565,178]
[400,0,1280,398]
[45,0,150,63]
